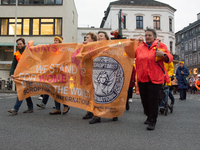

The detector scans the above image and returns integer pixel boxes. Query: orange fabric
[13,39,138,118]
[14,51,22,62]
[195,80,200,91]
[135,39,173,84]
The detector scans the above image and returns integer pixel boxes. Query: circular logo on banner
[93,56,124,104]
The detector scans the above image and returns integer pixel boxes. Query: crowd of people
[7,28,200,131]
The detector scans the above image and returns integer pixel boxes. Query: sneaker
[89,116,101,124]
[112,117,118,121]
[38,96,43,100]
[159,108,165,114]
[23,109,34,113]
[129,98,133,103]
[36,103,46,109]
[126,102,130,110]
[83,112,93,119]
[49,109,61,115]
[147,123,155,130]
[7,109,18,115]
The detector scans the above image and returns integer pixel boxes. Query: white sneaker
[129,98,133,103]
[38,96,43,100]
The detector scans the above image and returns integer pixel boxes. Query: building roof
[100,0,176,28]
[109,0,176,11]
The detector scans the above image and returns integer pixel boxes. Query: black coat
[10,46,26,76]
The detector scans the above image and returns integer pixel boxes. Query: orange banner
[14,39,138,118]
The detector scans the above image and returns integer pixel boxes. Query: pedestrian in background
[189,75,196,94]
[8,38,34,115]
[176,61,189,100]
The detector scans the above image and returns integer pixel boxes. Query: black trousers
[138,81,162,123]
[179,89,187,99]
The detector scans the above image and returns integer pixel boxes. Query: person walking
[135,28,173,130]
[126,65,136,110]
[82,32,97,119]
[7,38,34,115]
[189,75,196,94]
[88,31,119,124]
[36,36,70,115]
[176,61,189,100]
[159,62,175,113]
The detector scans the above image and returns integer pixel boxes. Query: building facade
[0,0,78,80]
[175,13,200,76]
[100,0,176,52]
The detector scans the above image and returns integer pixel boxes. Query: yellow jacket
[164,62,174,86]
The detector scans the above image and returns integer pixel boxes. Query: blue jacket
[176,66,189,89]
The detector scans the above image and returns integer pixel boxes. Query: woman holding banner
[82,32,97,119]
[135,28,173,130]
[7,38,34,115]
[88,31,119,124]
[36,36,70,115]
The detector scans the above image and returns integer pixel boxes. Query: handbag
[183,76,188,85]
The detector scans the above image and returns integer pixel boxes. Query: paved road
[0,92,200,150]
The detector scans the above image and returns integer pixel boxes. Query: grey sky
[74,0,200,32]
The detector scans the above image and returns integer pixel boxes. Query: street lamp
[12,0,18,91]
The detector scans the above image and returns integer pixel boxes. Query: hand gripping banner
[13,39,138,118]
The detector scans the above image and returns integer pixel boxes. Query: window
[189,54,192,65]
[181,51,184,60]
[193,53,197,65]
[198,52,200,64]
[136,16,143,29]
[169,18,172,31]
[193,38,196,51]
[189,40,192,50]
[0,18,62,36]
[185,55,188,66]
[198,36,200,47]
[153,16,160,30]
[185,42,188,51]
[123,16,126,29]
[170,41,173,53]
[0,46,13,61]
[0,0,63,5]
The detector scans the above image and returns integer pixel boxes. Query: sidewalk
[0,90,16,93]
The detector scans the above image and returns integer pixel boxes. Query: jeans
[160,87,175,108]
[190,86,195,94]
[55,101,68,110]
[14,97,33,111]
[169,90,175,104]
[42,94,49,104]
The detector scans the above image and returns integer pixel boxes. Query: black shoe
[83,112,93,119]
[89,116,101,124]
[179,98,183,100]
[112,117,118,121]
[147,123,155,130]
[126,101,130,110]
[144,118,150,125]
[159,108,165,114]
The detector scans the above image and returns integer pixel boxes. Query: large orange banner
[14,39,138,118]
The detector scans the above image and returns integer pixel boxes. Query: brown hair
[54,36,63,43]
[86,32,97,41]
[16,38,25,45]
[98,31,110,40]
